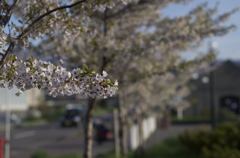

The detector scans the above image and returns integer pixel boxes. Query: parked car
[94,123,112,144]
[59,108,85,127]
[0,113,22,127]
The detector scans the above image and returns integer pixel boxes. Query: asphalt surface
[0,114,115,158]
[1,121,210,158]
[2,122,83,158]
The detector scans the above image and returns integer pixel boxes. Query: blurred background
[1,0,240,158]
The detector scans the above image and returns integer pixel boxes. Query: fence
[127,116,156,150]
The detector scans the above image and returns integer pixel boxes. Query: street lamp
[192,71,216,129]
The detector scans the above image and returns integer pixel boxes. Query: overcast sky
[161,0,240,61]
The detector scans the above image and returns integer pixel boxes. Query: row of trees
[0,0,237,158]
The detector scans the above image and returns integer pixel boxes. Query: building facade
[0,87,44,112]
[186,60,240,121]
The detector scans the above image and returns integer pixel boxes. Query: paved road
[1,114,114,158]
[1,120,210,158]
[1,122,83,158]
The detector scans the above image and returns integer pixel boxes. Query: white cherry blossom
[0,55,118,98]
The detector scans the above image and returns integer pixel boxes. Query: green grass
[97,137,200,158]
[134,137,200,158]
[30,151,82,158]
[171,115,210,122]
[93,107,115,116]
[93,107,109,115]
[31,137,199,158]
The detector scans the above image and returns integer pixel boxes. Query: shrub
[202,145,240,158]
[179,122,240,158]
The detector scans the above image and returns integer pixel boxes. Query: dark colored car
[95,124,112,143]
[59,108,84,127]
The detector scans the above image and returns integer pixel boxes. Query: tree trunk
[113,109,120,158]
[121,118,128,158]
[83,97,97,158]
[118,91,128,158]
[137,114,145,156]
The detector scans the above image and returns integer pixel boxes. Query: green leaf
[109,83,114,87]
[30,55,34,62]
[11,55,17,63]
[44,64,49,68]
[18,20,23,24]
[83,64,88,70]
[0,77,6,81]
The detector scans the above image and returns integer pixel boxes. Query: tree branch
[107,4,132,19]
[0,0,88,68]
[19,0,88,39]
[1,0,20,27]
[0,42,15,68]
[8,0,20,13]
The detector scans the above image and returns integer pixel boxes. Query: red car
[95,124,112,143]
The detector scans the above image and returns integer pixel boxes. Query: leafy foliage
[179,122,240,158]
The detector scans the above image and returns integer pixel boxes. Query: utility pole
[210,71,216,129]
[5,89,11,158]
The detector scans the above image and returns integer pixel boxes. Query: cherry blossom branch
[1,0,20,27]
[8,0,20,13]
[19,0,87,39]
[0,0,88,68]
[0,55,118,98]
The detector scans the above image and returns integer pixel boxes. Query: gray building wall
[0,87,44,111]
[186,61,240,117]
[0,87,27,111]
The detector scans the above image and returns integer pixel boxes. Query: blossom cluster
[0,27,7,53]
[0,56,118,98]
